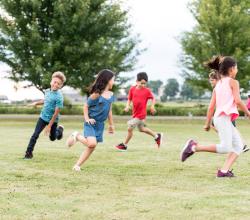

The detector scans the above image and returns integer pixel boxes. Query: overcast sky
[0,0,196,100]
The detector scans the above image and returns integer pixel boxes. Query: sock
[221,169,228,173]
[154,134,158,139]
[191,145,196,152]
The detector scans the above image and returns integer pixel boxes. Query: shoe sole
[66,132,78,148]
[180,139,193,162]
[66,137,76,148]
[243,148,249,153]
[158,133,163,148]
[115,146,127,152]
[23,157,33,160]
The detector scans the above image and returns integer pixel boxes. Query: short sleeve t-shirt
[128,86,154,120]
[40,89,64,123]
[87,95,114,122]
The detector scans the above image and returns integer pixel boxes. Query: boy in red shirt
[116,72,162,151]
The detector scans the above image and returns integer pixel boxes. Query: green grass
[1,116,250,220]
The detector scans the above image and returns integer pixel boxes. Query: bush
[2,102,245,117]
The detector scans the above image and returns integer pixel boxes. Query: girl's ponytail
[204,56,223,71]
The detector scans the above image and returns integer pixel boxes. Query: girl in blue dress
[66,69,115,171]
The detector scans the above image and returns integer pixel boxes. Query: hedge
[0,103,244,116]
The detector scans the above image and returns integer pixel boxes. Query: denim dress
[84,95,114,142]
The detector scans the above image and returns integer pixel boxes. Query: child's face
[108,76,115,90]
[50,77,63,91]
[136,79,147,88]
[229,65,238,79]
[209,78,217,88]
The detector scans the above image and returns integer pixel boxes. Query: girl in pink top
[181,56,250,178]
[246,94,250,111]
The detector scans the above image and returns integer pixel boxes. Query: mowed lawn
[1,116,250,220]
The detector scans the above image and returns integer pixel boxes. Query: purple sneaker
[217,170,235,178]
[181,139,197,162]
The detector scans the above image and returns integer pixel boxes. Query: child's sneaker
[57,125,64,140]
[66,131,78,147]
[217,169,235,178]
[181,139,197,162]
[115,143,127,151]
[23,151,33,159]
[72,165,81,171]
[155,133,163,148]
[243,145,249,153]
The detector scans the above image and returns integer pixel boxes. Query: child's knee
[216,143,232,154]
[88,142,97,149]
[128,127,133,133]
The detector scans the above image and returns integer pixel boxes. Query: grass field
[1,116,250,220]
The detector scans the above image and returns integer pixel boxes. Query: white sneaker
[72,165,81,171]
[66,131,78,147]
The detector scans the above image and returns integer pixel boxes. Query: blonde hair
[52,71,66,84]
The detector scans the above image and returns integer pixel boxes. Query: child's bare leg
[221,152,238,171]
[124,127,133,145]
[75,137,97,167]
[76,133,88,145]
[195,144,217,153]
[139,126,156,138]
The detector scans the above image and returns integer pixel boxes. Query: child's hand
[150,106,156,115]
[124,107,130,112]
[44,125,51,136]
[203,124,210,131]
[108,125,115,134]
[86,118,96,125]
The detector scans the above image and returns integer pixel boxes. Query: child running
[209,70,249,152]
[66,69,115,171]
[181,56,250,177]
[116,72,162,151]
[24,71,66,159]
[246,93,250,111]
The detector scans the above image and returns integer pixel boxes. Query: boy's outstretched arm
[28,99,44,106]
[45,107,60,135]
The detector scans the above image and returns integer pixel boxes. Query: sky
[0,0,196,100]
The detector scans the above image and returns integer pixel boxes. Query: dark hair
[209,70,219,80]
[137,72,148,82]
[89,69,115,94]
[205,56,237,76]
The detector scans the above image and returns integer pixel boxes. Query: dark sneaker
[116,143,127,151]
[217,169,235,178]
[181,139,197,162]
[155,133,163,148]
[57,125,64,140]
[243,145,249,153]
[23,151,33,159]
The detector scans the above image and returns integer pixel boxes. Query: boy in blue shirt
[24,71,66,159]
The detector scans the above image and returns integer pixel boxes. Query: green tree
[161,78,179,101]
[0,0,140,93]
[148,80,163,95]
[180,80,202,100]
[180,0,250,91]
